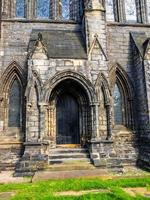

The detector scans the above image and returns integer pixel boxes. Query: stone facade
[0,0,149,174]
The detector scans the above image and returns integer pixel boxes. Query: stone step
[49,148,89,154]
[0,163,16,171]
[46,163,96,171]
[49,157,91,165]
[48,148,91,165]
[49,153,90,159]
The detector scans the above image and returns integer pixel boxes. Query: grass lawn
[0,177,150,200]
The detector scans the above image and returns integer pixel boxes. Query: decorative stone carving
[29,33,48,60]
[84,0,104,10]
[88,34,108,61]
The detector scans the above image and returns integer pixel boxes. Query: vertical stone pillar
[25,102,32,142]
[10,0,15,18]
[85,0,106,52]
[138,0,147,23]
[2,0,10,18]
[117,0,126,22]
[27,0,35,19]
[105,104,112,140]
[90,102,99,140]
[38,102,48,141]
[55,0,61,20]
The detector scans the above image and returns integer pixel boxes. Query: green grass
[0,177,150,200]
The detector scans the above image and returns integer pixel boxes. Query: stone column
[10,0,15,18]
[25,102,32,142]
[117,0,126,22]
[105,104,112,140]
[138,0,147,23]
[27,0,35,19]
[38,102,48,141]
[90,102,99,140]
[2,0,10,18]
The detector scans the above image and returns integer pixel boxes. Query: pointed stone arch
[0,61,26,94]
[41,70,99,143]
[89,34,108,61]
[110,63,134,129]
[25,69,42,102]
[0,61,26,133]
[43,70,97,103]
[95,72,112,139]
[95,72,111,105]
[116,64,134,100]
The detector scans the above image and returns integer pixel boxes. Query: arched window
[125,0,137,22]
[8,79,22,127]
[147,0,150,23]
[113,83,123,125]
[37,0,50,18]
[16,0,25,18]
[106,0,115,21]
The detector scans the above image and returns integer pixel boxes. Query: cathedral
[0,0,150,175]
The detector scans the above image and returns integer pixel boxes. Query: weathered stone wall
[107,24,150,74]
[0,22,81,73]
[0,1,150,171]
[107,24,150,170]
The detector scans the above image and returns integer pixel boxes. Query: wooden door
[56,93,80,144]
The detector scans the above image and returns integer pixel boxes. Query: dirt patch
[0,192,16,200]
[55,189,109,196]
[124,187,150,197]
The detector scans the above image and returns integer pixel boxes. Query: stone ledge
[24,141,49,146]
[89,139,113,144]
[1,18,80,24]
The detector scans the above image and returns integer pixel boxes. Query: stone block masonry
[0,0,149,174]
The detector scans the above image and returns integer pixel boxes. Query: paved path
[0,171,31,183]
[0,167,149,183]
[32,169,110,182]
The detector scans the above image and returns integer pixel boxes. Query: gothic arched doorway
[56,92,80,144]
[48,78,92,146]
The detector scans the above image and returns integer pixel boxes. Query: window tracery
[113,83,123,125]
[16,0,25,18]
[14,0,81,21]
[37,0,50,18]
[61,0,70,20]
[106,0,115,21]
[125,0,137,22]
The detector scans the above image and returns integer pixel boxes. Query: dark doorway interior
[56,92,80,144]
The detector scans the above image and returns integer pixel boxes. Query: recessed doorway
[56,92,80,144]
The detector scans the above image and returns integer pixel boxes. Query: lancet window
[8,79,22,127]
